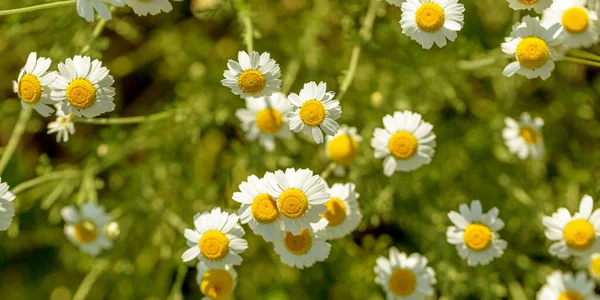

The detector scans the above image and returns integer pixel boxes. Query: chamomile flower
[76,0,125,22]
[537,271,600,300]
[232,173,284,242]
[503,112,545,159]
[370,111,436,177]
[543,0,600,49]
[374,247,437,299]
[221,51,281,99]
[400,0,465,49]
[196,262,238,300]
[288,82,341,144]
[321,182,362,240]
[272,219,331,269]
[266,168,329,235]
[506,0,552,14]
[235,92,293,151]
[501,16,561,80]
[588,253,600,280]
[61,204,113,256]
[0,180,16,231]
[543,195,600,260]
[13,52,57,117]
[181,208,248,268]
[47,104,76,143]
[51,56,116,118]
[325,125,362,177]
[446,200,507,266]
[125,0,173,15]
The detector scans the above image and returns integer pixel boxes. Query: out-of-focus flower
[543,0,600,49]
[374,247,437,299]
[0,180,16,231]
[196,262,237,300]
[321,182,362,240]
[47,104,75,143]
[125,0,175,16]
[61,203,113,256]
[536,271,600,300]
[506,0,552,13]
[13,52,57,117]
[325,125,361,177]
[503,112,544,160]
[272,219,331,269]
[76,0,125,22]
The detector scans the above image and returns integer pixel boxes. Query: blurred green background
[1,0,600,299]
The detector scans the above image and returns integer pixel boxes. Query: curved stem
[0,0,76,16]
[567,49,600,62]
[81,18,108,55]
[235,0,254,53]
[11,170,81,194]
[74,109,177,125]
[562,56,600,68]
[167,264,189,300]
[319,162,337,181]
[73,260,109,300]
[0,109,32,176]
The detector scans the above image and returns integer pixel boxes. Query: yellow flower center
[589,256,600,278]
[284,229,313,255]
[18,74,43,104]
[200,269,234,299]
[251,193,279,224]
[463,223,493,251]
[66,78,97,109]
[255,108,283,134]
[415,3,445,33]
[389,268,417,297]
[517,0,539,4]
[299,99,326,126]
[388,131,418,160]
[199,230,230,260]
[237,69,266,94]
[519,126,540,145]
[559,291,584,300]
[563,219,596,250]
[327,133,359,165]
[73,220,98,244]
[516,37,550,69]
[562,7,589,33]
[278,188,309,219]
[321,197,347,226]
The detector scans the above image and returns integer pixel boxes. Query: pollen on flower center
[73,220,98,244]
[388,131,418,159]
[563,219,596,250]
[558,291,584,300]
[255,108,283,134]
[284,228,313,255]
[237,69,266,94]
[415,3,445,33]
[321,197,347,226]
[199,230,230,260]
[517,0,539,4]
[388,268,417,296]
[66,78,97,109]
[562,7,589,33]
[519,126,540,144]
[200,269,234,299]
[278,188,309,219]
[299,100,326,126]
[327,134,359,165]
[516,37,550,69]
[18,74,43,104]
[463,223,493,251]
[251,193,279,224]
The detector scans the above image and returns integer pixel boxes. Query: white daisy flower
[501,16,561,80]
[47,104,76,143]
[506,0,552,13]
[503,112,545,160]
[196,262,237,300]
[181,207,248,268]
[272,219,331,269]
[232,173,284,242]
[77,0,125,22]
[400,0,465,49]
[446,200,507,266]
[61,203,113,256]
[370,111,436,177]
[321,182,362,240]
[589,253,600,280]
[287,81,341,144]
[0,180,16,231]
[374,247,437,299]
[325,125,362,177]
[543,0,600,49]
[543,195,600,260]
[265,168,329,235]
[221,51,281,99]
[537,271,600,300]
[12,52,57,117]
[235,92,293,152]
[125,0,173,16]
[50,55,116,118]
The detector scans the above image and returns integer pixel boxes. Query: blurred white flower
[196,262,237,300]
[125,0,174,16]
[321,182,362,240]
[543,0,600,49]
[0,180,16,231]
[325,125,362,177]
[61,203,113,256]
[400,0,465,49]
[503,112,544,160]
[76,0,125,22]
[506,0,552,13]
[272,219,331,269]
[47,104,76,143]
[374,247,436,299]
[221,51,281,99]
[537,270,600,300]
[13,52,57,117]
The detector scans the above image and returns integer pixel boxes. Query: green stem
[562,56,600,68]
[0,109,32,176]
[235,0,254,53]
[167,264,189,300]
[281,59,301,94]
[0,0,76,16]
[319,162,337,181]
[74,109,177,125]
[81,18,108,55]
[72,260,109,300]
[11,170,81,194]
[567,49,600,62]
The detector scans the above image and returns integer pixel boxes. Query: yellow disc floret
[388,268,417,296]
[519,126,540,144]
[388,131,418,160]
[299,100,326,126]
[321,197,347,226]
[255,108,283,134]
[237,69,266,94]
[73,220,98,244]
[200,269,234,299]
[66,78,97,109]
[278,188,309,219]
[199,230,230,260]
[18,74,43,104]
[415,3,445,33]
[516,37,550,69]
[251,193,279,224]
[562,7,589,34]
[463,223,493,251]
[284,228,313,255]
[327,134,359,165]
[589,255,600,278]
[558,291,584,300]
[563,219,596,250]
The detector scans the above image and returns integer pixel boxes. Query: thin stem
[74,109,177,125]
[319,162,337,181]
[11,170,81,194]
[567,49,600,62]
[235,0,254,53]
[167,264,189,300]
[81,18,108,55]
[0,109,32,176]
[281,59,301,94]
[73,260,110,300]
[562,56,600,68]
[0,0,76,16]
